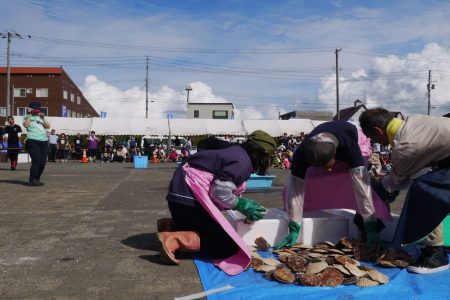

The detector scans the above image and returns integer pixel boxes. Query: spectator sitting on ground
[153,145,166,162]
[102,148,112,163]
[180,144,188,161]
[281,153,291,169]
[272,153,282,167]
[167,147,179,162]
[135,147,143,156]
[115,145,127,163]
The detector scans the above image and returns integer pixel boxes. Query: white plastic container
[325,209,400,243]
[224,208,348,246]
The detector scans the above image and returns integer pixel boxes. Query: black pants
[168,201,238,259]
[48,144,57,162]
[7,142,19,162]
[26,140,48,182]
[75,147,82,160]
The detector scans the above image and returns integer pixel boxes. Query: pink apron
[183,163,251,276]
[302,128,392,220]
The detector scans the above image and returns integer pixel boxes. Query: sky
[1,0,450,119]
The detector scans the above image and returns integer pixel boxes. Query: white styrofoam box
[325,209,400,243]
[300,211,348,245]
[17,153,31,163]
[224,208,349,246]
[225,208,288,246]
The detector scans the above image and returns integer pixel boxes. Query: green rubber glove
[365,220,382,246]
[274,221,301,249]
[234,197,267,221]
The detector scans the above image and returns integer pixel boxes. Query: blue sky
[1,0,450,118]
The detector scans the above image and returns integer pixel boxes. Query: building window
[194,110,199,118]
[77,96,81,105]
[13,88,27,97]
[71,93,75,102]
[17,106,47,116]
[212,110,228,119]
[72,111,77,118]
[36,88,48,97]
[27,88,33,94]
[63,90,68,99]
[0,107,6,117]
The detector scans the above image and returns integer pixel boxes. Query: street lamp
[185,85,192,103]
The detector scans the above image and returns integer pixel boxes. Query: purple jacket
[166,145,253,207]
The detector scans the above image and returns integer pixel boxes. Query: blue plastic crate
[133,156,148,169]
[246,173,276,189]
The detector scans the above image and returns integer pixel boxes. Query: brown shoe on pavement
[157,231,200,265]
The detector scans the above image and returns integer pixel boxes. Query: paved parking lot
[0,162,405,299]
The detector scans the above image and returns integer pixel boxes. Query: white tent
[280,119,315,136]
[204,119,246,136]
[91,118,150,135]
[143,119,170,136]
[169,119,208,136]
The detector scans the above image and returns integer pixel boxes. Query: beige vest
[390,114,450,184]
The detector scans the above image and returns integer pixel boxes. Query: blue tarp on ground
[194,254,450,300]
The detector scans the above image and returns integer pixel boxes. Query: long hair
[241,140,271,175]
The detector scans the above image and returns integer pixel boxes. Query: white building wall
[187,103,234,119]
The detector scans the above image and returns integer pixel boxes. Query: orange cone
[152,154,158,163]
[81,149,88,163]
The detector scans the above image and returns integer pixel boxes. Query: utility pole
[427,69,433,116]
[145,56,149,119]
[335,48,342,120]
[0,31,31,117]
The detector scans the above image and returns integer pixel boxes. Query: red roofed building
[0,66,98,123]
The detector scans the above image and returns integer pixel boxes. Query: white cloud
[82,77,285,119]
[317,43,450,116]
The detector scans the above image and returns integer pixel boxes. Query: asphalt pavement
[0,161,405,299]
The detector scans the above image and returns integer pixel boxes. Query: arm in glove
[371,176,400,203]
[274,221,301,249]
[365,220,382,246]
[233,197,267,221]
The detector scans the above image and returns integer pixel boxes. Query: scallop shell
[320,268,344,287]
[356,277,379,287]
[342,276,358,285]
[332,264,351,276]
[336,237,358,249]
[327,248,346,255]
[367,269,389,284]
[358,265,374,272]
[392,259,409,268]
[251,251,262,259]
[287,256,308,272]
[344,263,366,277]
[273,267,296,283]
[377,260,397,268]
[312,248,329,254]
[354,243,380,262]
[306,261,328,274]
[262,258,282,267]
[298,273,322,286]
[292,243,313,249]
[335,255,359,266]
[251,257,264,269]
[265,270,275,280]
[278,254,291,263]
[283,249,298,255]
[255,237,271,251]
[254,264,277,272]
[323,256,337,265]
[307,253,324,258]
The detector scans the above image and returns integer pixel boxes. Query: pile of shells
[249,236,414,288]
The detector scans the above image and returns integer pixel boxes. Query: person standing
[3,116,22,170]
[86,131,99,162]
[359,108,450,274]
[57,133,68,162]
[47,129,58,162]
[23,101,50,186]
[74,133,83,160]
